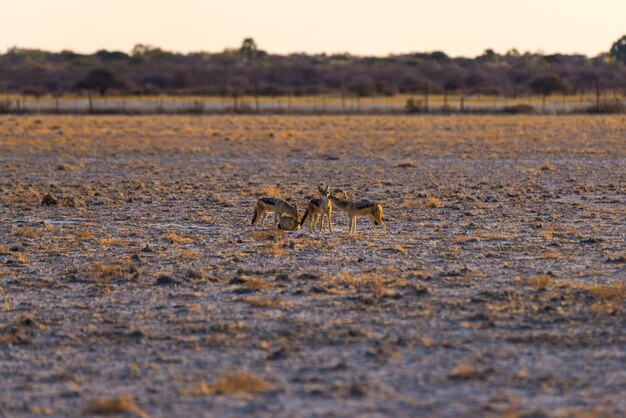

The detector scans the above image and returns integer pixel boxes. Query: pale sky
[2,0,624,57]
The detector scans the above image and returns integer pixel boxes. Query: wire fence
[1,93,624,115]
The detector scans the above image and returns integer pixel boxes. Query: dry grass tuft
[183,372,272,397]
[526,274,554,289]
[583,283,624,303]
[334,273,404,298]
[83,396,147,417]
[249,229,285,241]
[541,250,562,259]
[242,278,270,292]
[392,244,407,254]
[12,227,42,238]
[449,362,483,380]
[265,242,287,257]
[14,253,28,265]
[96,237,127,247]
[475,232,506,240]
[162,232,193,244]
[425,196,443,208]
[606,253,626,263]
[539,162,553,171]
[75,230,93,241]
[242,296,283,308]
[208,372,271,396]
[88,262,123,280]
[179,250,200,259]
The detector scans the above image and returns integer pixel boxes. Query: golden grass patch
[583,283,624,303]
[449,362,482,380]
[249,229,285,241]
[179,250,200,259]
[242,278,270,292]
[265,243,287,257]
[96,237,127,247]
[14,253,27,265]
[333,272,405,297]
[425,196,443,208]
[87,262,123,279]
[526,274,554,289]
[242,296,283,308]
[475,232,506,240]
[75,230,93,241]
[183,372,271,398]
[162,232,193,244]
[11,227,42,238]
[539,163,553,171]
[209,372,271,396]
[2,296,11,312]
[541,250,562,259]
[83,396,147,417]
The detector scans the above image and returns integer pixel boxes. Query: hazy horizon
[2,0,625,58]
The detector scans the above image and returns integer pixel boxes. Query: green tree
[74,68,129,96]
[239,38,261,111]
[528,75,569,112]
[239,38,258,63]
[609,35,626,64]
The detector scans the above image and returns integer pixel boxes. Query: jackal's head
[278,214,301,231]
[318,184,331,198]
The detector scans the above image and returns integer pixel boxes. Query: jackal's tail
[251,202,260,225]
[300,207,310,225]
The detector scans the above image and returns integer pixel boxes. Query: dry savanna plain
[0,114,624,418]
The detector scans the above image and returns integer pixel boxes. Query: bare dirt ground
[0,115,624,418]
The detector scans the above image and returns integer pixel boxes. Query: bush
[584,101,624,114]
[502,104,535,114]
[0,100,12,114]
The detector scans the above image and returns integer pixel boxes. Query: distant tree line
[1,36,625,99]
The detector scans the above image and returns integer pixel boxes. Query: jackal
[277,214,301,231]
[300,185,334,234]
[328,192,387,234]
[251,197,299,228]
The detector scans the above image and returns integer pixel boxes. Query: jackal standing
[251,197,299,229]
[328,192,387,234]
[300,185,334,234]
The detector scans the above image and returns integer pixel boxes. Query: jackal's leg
[327,211,335,234]
[274,212,280,228]
[261,212,270,227]
[308,214,316,232]
[378,216,387,234]
[252,204,260,225]
[313,213,321,232]
[319,214,325,233]
[348,215,355,234]
[374,205,387,234]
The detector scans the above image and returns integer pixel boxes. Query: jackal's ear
[318,184,326,195]
[325,185,331,195]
